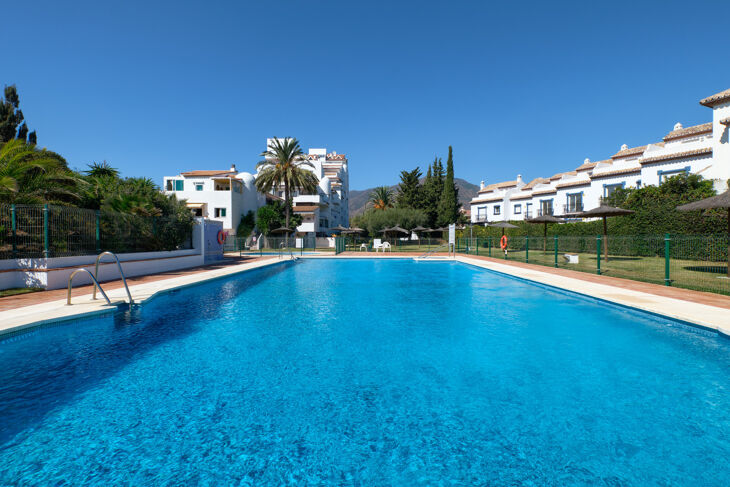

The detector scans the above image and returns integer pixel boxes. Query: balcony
[537,208,554,217]
[563,202,584,214]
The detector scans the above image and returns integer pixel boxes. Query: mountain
[348,178,480,216]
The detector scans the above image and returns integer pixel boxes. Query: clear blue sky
[4,0,729,190]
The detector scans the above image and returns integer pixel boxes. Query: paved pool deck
[1,252,728,338]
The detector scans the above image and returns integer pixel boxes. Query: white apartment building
[264,140,350,237]
[163,165,265,233]
[162,139,350,237]
[471,87,730,223]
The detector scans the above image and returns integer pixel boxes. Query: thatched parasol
[525,215,562,252]
[270,226,293,234]
[488,221,518,237]
[677,189,730,277]
[576,205,634,261]
[331,225,348,232]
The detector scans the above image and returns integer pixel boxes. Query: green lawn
[0,287,43,298]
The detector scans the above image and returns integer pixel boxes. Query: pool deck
[0,256,284,337]
[1,251,728,338]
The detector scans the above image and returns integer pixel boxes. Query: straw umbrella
[411,225,428,246]
[576,205,634,261]
[488,221,518,237]
[331,225,348,232]
[270,226,293,250]
[525,215,562,252]
[677,189,730,277]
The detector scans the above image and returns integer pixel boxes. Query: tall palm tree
[369,186,394,210]
[84,161,120,179]
[0,139,79,204]
[255,137,318,228]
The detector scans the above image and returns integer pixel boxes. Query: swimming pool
[1,259,729,484]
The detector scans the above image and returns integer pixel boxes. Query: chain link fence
[457,234,729,295]
[0,204,194,260]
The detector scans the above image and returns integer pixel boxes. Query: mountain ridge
[348,178,480,216]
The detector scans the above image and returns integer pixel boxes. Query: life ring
[500,235,508,250]
[217,230,226,245]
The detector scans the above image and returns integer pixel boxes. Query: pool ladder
[418,244,448,259]
[66,251,133,306]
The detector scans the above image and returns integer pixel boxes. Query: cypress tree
[436,146,459,226]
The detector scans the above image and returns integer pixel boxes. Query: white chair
[382,242,392,252]
[373,239,383,251]
[359,243,368,251]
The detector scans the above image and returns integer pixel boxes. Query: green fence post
[554,235,558,268]
[476,238,479,256]
[43,204,50,258]
[11,204,17,259]
[95,210,101,254]
[525,235,529,263]
[488,236,492,257]
[596,235,602,275]
[664,233,671,286]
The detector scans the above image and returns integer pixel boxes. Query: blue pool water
[1,259,730,485]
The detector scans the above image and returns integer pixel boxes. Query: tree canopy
[436,146,459,226]
[368,186,395,210]
[396,167,422,209]
[0,85,36,145]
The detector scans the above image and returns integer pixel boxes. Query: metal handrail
[418,244,448,259]
[67,269,111,305]
[93,251,133,304]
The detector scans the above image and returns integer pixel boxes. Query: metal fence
[456,234,729,295]
[0,204,194,260]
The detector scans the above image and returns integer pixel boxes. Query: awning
[186,203,205,209]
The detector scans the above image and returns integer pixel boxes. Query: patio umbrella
[270,226,293,234]
[576,205,634,261]
[331,225,348,232]
[677,189,730,277]
[525,215,562,252]
[488,221,518,237]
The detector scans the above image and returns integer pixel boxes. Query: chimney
[230,164,237,172]
[516,174,524,185]
[584,158,590,164]
[674,122,683,131]
[620,144,628,151]
[480,180,485,190]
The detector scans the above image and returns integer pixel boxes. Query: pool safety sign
[448,224,455,245]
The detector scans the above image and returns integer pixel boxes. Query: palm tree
[255,137,318,228]
[0,139,79,204]
[369,186,394,210]
[85,161,120,179]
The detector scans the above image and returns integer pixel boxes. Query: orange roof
[575,161,597,172]
[509,194,534,201]
[471,196,505,203]
[611,145,648,159]
[590,167,641,179]
[180,170,236,177]
[293,205,318,213]
[532,188,558,196]
[556,179,591,189]
[663,122,712,142]
[521,177,547,190]
[478,180,519,194]
[640,147,712,165]
[699,88,730,107]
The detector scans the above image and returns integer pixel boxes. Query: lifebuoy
[500,235,508,249]
[217,230,226,245]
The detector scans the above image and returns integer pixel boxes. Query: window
[540,199,553,216]
[525,202,532,217]
[194,183,204,191]
[476,206,487,221]
[493,205,501,215]
[604,183,624,197]
[658,167,690,183]
[191,208,203,217]
[566,193,583,213]
[514,204,522,214]
[636,180,641,188]
[214,208,227,218]
[167,179,184,191]
[319,218,325,227]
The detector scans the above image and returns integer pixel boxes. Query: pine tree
[436,146,459,227]
[0,85,35,144]
[396,167,422,209]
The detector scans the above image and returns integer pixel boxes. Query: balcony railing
[537,208,554,216]
[563,202,584,214]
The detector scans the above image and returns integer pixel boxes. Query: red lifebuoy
[217,230,226,245]
[500,235,508,249]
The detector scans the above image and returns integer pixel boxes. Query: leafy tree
[351,207,427,236]
[237,210,256,237]
[0,139,78,204]
[0,85,36,144]
[255,137,318,229]
[396,167,422,208]
[255,200,302,235]
[368,186,395,210]
[421,157,444,227]
[436,146,459,226]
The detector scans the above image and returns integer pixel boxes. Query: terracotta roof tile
[532,188,558,196]
[699,88,730,107]
[640,147,712,165]
[180,170,236,177]
[522,177,547,189]
[611,145,647,159]
[509,194,534,201]
[471,196,505,203]
[477,180,519,194]
[663,122,713,141]
[555,179,591,189]
[589,167,641,179]
[575,161,597,172]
